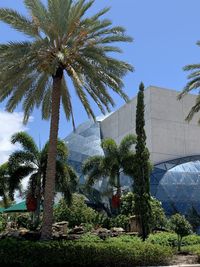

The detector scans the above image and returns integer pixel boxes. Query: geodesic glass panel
[64,120,104,186]
[151,158,200,215]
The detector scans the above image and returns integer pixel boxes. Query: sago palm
[178,41,200,121]
[8,132,78,225]
[82,134,136,198]
[0,0,133,238]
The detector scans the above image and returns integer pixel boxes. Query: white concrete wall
[100,86,200,164]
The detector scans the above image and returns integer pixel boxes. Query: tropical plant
[0,163,11,207]
[170,213,192,251]
[0,0,133,239]
[82,134,136,212]
[8,131,78,226]
[178,42,200,121]
[133,82,152,241]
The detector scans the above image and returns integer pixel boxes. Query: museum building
[64,86,200,215]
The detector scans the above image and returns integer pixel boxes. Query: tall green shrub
[133,82,152,240]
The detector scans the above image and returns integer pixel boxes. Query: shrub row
[0,237,172,267]
[147,232,200,247]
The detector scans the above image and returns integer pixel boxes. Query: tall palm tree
[82,134,136,204]
[8,132,78,225]
[178,41,200,121]
[0,0,133,239]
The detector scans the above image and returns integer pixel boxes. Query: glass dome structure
[64,120,200,216]
[151,156,200,215]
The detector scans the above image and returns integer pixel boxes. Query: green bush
[182,235,200,246]
[79,233,102,242]
[121,192,135,216]
[16,214,30,228]
[150,197,168,229]
[0,214,6,232]
[120,192,167,230]
[106,234,142,244]
[148,232,200,248]
[0,238,173,267]
[181,244,200,257]
[92,212,111,229]
[147,232,178,247]
[54,194,97,227]
[110,214,129,230]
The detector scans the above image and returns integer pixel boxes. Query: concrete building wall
[100,86,200,164]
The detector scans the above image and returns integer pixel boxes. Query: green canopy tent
[3,201,43,213]
[0,207,5,213]
[3,201,27,213]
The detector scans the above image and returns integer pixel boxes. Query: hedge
[0,237,172,267]
[148,232,200,247]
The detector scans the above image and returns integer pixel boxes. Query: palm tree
[0,0,133,239]
[82,134,136,210]
[0,163,10,207]
[178,42,200,121]
[8,132,78,226]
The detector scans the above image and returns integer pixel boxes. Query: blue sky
[0,0,200,150]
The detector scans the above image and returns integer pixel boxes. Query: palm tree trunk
[117,172,121,214]
[33,176,41,229]
[41,67,63,240]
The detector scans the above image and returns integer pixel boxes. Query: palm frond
[41,84,52,120]
[24,0,50,36]
[0,8,38,37]
[8,151,37,167]
[61,77,75,129]
[11,132,39,158]
[82,155,105,186]
[186,95,200,122]
[101,138,118,157]
[178,78,200,100]
[119,134,136,155]
[8,165,34,199]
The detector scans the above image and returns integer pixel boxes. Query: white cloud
[0,111,27,164]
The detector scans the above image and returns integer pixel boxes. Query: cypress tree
[134,82,152,241]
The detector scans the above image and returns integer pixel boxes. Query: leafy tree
[133,82,152,241]
[8,131,78,226]
[82,134,136,211]
[170,213,192,251]
[0,0,133,239]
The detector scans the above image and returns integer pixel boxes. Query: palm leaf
[0,8,38,37]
